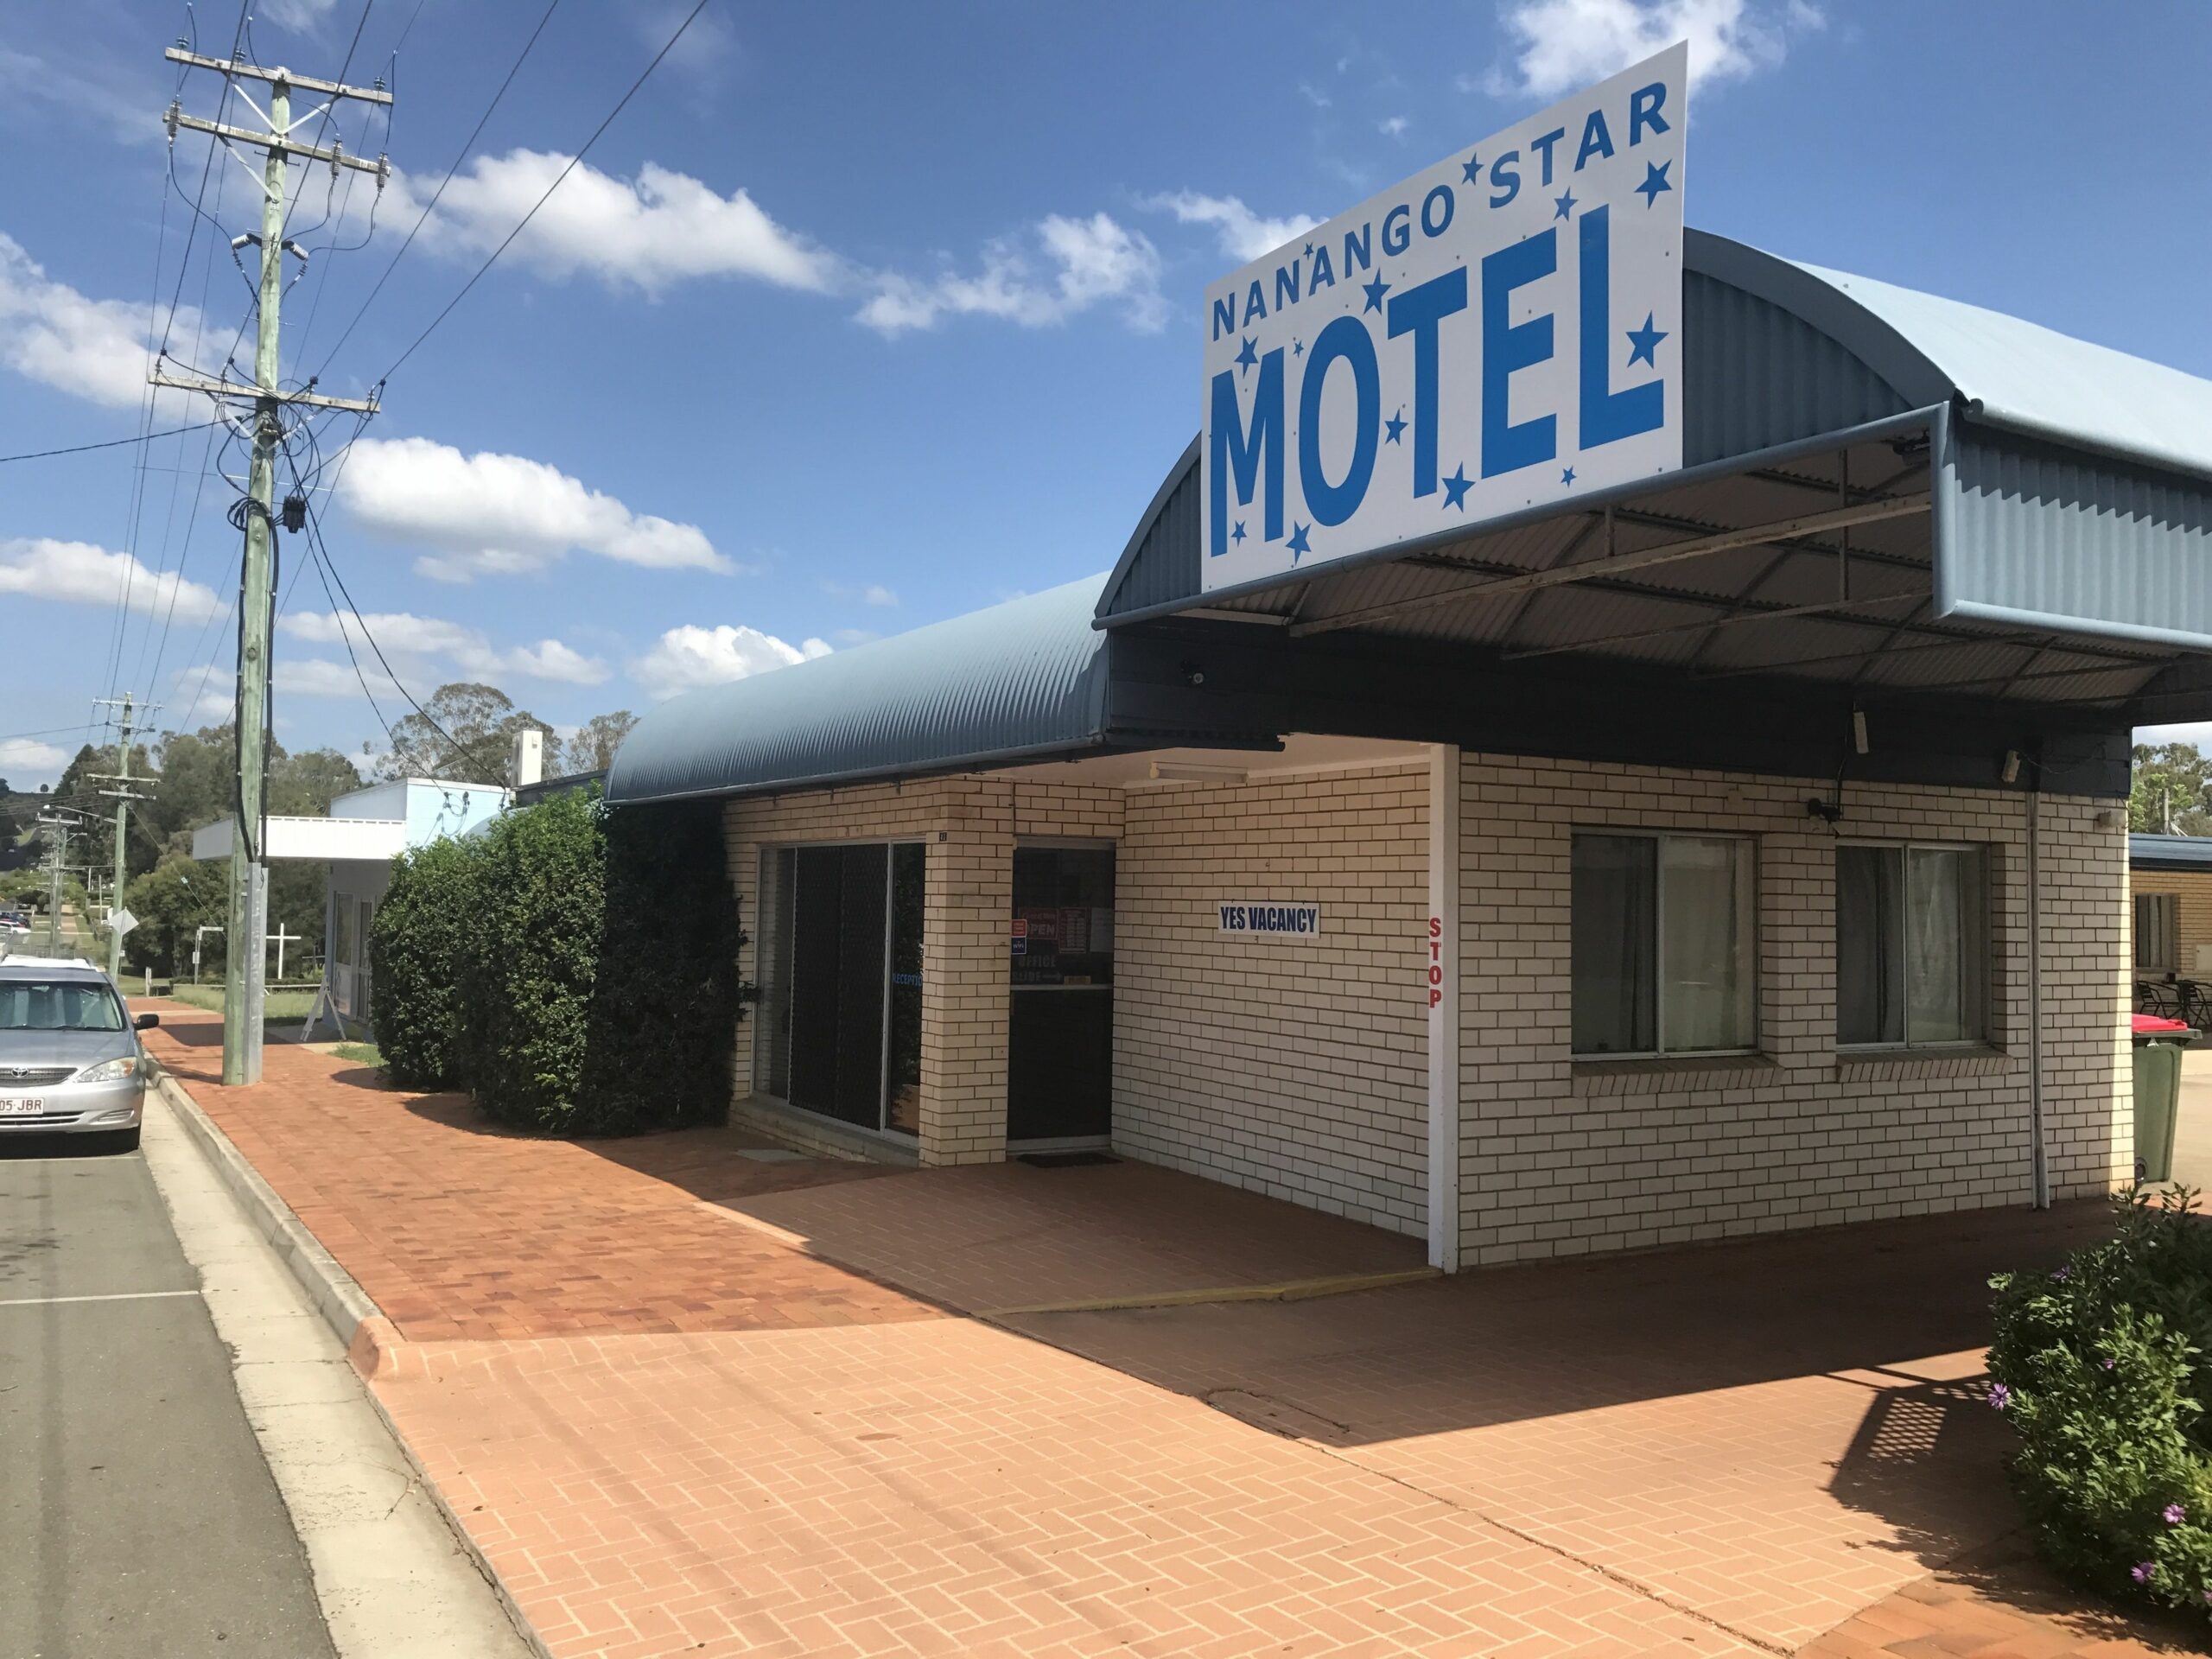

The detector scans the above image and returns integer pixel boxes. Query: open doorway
[1008,842,1115,1146]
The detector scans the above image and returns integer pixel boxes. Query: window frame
[1834,837,1989,1053]
[1568,827,1761,1062]
[2134,891,2180,976]
[752,837,928,1138]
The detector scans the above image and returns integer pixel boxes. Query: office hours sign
[1200,43,1685,592]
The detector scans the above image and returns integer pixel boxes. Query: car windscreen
[0,982,126,1032]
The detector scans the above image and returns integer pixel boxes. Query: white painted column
[1427,742,1462,1271]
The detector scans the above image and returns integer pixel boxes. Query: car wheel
[102,1126,142,1154]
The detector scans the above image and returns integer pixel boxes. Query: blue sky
[3,0,2209,786]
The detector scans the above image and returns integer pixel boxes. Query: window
[1837,843,1986,1048]
[753,842,927,1135]
[1571,832,1757,1057]
[333,896,357,967]
[2135,892,2179,976]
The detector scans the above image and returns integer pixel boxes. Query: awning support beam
[1287,493,1930,640]
[1502,589,1929,664]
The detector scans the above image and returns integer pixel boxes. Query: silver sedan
[0,958,159,1152]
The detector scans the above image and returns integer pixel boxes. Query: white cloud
[0,537,219,620]
[259,0,340,29]
[1378,116,1410,138]
[0,233,206,409]
[403,149,840,296]
[1143,193,1322,264]
[859,213,1165,336]
[335,436,729,582]
[632,624,831,701]
[279,608,610,686]
[636,3,739,81]
[1491,0,1820,97]
[862,584,899,607]
[0,737,67,782]
[276,658,399,700]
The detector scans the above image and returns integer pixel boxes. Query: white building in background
[193,777,510,1032]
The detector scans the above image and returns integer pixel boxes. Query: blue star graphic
[1235,335,1258,377]
[1384,407,1408,445]
[1624,312,1667,368]
[1552,189,1577,221]
[1292,337,1304,358]
[1287,522,1313,560]
[1440,465,1472,512]
[1231,520,1247,544]
[1460,151,1482,184]
[1561,467,1576,486]
[1303,241,1314,257]
[1362,274,1391,313]
[1636,160,1672,207]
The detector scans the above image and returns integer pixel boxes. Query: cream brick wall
[1453,756,2131,1266]
[1113,765,1431,1236]
[719,753,2129,1257]
[725,778,1121,1166]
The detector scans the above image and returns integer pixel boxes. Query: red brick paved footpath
[136,1004,2195,1659]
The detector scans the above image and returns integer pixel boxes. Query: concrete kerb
[153,1069,395,1371]
[150,1064,557,1659]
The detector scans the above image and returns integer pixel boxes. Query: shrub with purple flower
[1988,1185,2212,1618]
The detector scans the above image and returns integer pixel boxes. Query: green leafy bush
[366,787,744,1135]
[457,789,607,1131]
[575,798,743,1132]
[1988,1186,2212,1620]
[370,836,479,1089]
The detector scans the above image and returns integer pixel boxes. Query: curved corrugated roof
[1101,232,2212,623]
[606,575,1112,804]
[1696,232,2212,482]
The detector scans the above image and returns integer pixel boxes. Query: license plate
[0,1096,45,1116]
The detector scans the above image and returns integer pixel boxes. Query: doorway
[1008,843,1116,1145]
[758,842,925,1136]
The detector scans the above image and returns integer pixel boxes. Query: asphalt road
[0,1138,334,1659]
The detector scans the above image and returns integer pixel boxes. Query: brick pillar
[917,781,1013,1165]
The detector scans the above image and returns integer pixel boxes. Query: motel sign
[1201,43,1687,593]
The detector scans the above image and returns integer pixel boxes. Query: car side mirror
[134,1013,160,1030]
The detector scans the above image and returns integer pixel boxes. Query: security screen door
[1007,844,1115,1143]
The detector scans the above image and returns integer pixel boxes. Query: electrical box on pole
[155,47,389,1084]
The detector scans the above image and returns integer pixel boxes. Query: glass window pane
[1837,846,1904,1046]
[1659,836,1755,1052]
[885,843,925,1135]
[1906,849,1971,1044]
[1572,834,1656,1054]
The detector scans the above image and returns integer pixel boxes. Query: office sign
[1218,901,1322,939]
[1200,43,1686,593]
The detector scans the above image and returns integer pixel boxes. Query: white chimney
[510,728,544,789]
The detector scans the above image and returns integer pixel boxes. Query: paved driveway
[137,1004,2196,1658]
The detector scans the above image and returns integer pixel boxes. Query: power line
[299,497,474,776]
[372,0,711,388]
[156,1,251,359]
[312,0,564,380]
[0,419,228,465]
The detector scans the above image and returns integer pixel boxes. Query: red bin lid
[2133,1012,2190,1034]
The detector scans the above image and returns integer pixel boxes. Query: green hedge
[1987,1186,2212,1622]
[369,837,477,1089]
[365,788,745,1134]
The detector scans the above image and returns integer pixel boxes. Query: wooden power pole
[155,47,387,1083]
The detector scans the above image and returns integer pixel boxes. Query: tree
[118,855,226,978]
[376,682,553,786]
[2132,743,2212,835]
[563,709,637,775]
